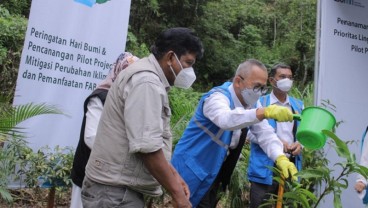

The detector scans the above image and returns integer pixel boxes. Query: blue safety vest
[247,94,303,185]
[171,82,234,207]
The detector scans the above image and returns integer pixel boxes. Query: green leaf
[0,187,12,203]
[283,192,310,208]
[296,167,330,179]
[298,188,318,202]
[333,191,343,208]
[353,165,368,179]
[0,103,64,137]
[322,130,351,161]
[331,179,348,189]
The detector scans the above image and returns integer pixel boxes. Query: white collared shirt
[203,83,283,161]
[267,91,296,145]
[248,91,304,157]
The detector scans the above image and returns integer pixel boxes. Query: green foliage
[0,95,66,203]
[0,135,29,203]
[18,145,74,189]
[289,82,314,107]
[259,178,317,208]
[125,28,150,58]
[220,143,251,208]
[281,130,368,208]
[0,136,74,205]
[0,5,27,99]
[272,92,359,208]
[169,88,202,146]
[195,0,317,89]
[0,0,318,98]
[0,0,31,17]
[0,0,322,206]
[0,102,64,138]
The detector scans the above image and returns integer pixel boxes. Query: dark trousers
[81,177,144,208]
[197,181,220,208]
[198,128,249,208]
[249,181,279,208]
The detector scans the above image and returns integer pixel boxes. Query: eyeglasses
[238,75,269,94]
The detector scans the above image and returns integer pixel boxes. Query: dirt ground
[0,188,227,208]
[0,188,71,208]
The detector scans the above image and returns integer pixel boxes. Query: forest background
[0,0,317,98]
[0,0,325,207]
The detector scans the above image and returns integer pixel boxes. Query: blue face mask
[241,88,262,107]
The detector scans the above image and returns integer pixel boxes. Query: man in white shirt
[171,59,298,208]
[247,63,303,208]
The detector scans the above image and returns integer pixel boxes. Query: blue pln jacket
[171,82,235,207]
[247,94,303,185]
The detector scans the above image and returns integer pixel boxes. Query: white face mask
[276,78,293,92]
[241,88,262,107]
[170,54,196,89]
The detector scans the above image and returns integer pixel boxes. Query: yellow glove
[264,105,293,122]
[275,155,298,180]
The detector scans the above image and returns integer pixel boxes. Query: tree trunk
[47,187,56,208]
[301,53,308,88]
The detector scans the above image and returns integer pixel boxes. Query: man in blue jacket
[247,63,303,208]
[171,59,298,207]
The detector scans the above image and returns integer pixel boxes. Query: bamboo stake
[276,176,285,208]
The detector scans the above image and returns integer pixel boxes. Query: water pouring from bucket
[293,107,336,150]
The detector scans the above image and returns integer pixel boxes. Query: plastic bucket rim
[300,106,336,125]
[296,106,336,150]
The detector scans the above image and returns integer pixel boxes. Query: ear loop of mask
[169,53,178,78]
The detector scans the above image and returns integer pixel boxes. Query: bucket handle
[293,114,301,121]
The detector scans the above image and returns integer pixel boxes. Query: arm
[124,75,191,207]
[169,164,190,199]
[203,92,259,130]
[247,131,257,143]
[203,92,292,130]
[140,150,191,207]
[84,96,104,149]
[250,120,284,161]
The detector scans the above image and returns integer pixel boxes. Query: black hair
[269,63,291,77]
[150,27,204,60]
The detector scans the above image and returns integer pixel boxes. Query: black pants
[249,181,279,208]
[197,181,220,208]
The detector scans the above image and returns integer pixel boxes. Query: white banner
[316,0,368,207]
[13,0,131,150]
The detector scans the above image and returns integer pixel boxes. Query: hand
[171,193,192,208]
[355,181,366,193]
[280,139,290,153]
[264,105,293,122]
[288,142,302,156]
[169,164,191,200]
[177,175,190,200]
[276,155,298,180]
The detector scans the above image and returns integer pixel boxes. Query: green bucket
[294,107,336,150]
